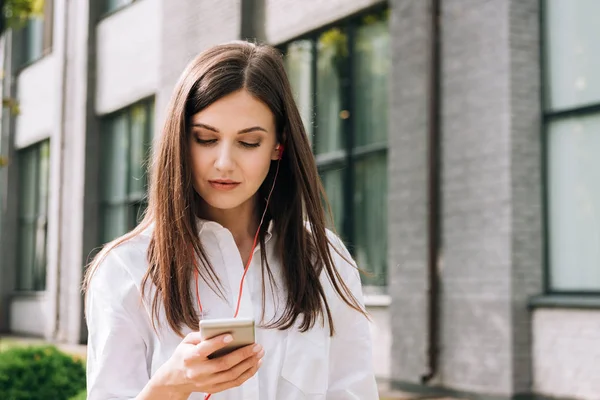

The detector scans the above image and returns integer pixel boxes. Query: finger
[194,334,235,359]
[211,348,265,386]
[208,343,262,373]
[210,358,263,393]
[182,331,204,345]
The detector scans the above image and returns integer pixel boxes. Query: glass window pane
[148,101,155,140]
[38,141,50,215]
[129,104,150,196]
[17,142,49,291]
[17,222,36,290]
[19,148,38,218]
[321,167,344,234]
[35,141,49,291]
[353,14,390,147]
[545,0,600,110]
[105,0,134,13]
[101,205,129,244]
[24,17,44,63]
[130,202,147,229]
[34,215,47,290]
[548,113,600,291]
[316,28,346,155]
[286,40,314,143]
[42,0,54,52]
[353,153,387,286]
[101,114,129,203]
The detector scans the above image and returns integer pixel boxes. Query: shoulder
[303,222,355,270]
[324,228,358,278]
[86,232,152,306]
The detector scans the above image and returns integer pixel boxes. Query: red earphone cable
[195,151,282,400]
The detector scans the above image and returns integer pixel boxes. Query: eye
[240,141,260,148]
[194,137,217,146]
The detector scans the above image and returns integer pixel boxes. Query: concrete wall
[7,0,69,338]
[533,309,600,400]
[263,0,384,44]
[96,0,159,115]
[388,0,432,384]
[14,55,59,148]
[54,0,93,344]
[156,0,241,129]
[367,298,392,380]
[508,0,544,393]
[440,0,513,394]
[389,0,544,397]
[9,293,48,335]
[438,0,543,395]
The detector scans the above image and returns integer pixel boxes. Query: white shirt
[85,219,379,400]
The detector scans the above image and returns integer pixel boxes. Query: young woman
[83,41,378,400]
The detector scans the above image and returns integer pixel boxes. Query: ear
[271,144,282,161]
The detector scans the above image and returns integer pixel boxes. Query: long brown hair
[83,41,367,337]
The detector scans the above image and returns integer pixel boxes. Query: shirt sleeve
[85,251,150,400]
[326,233,380,400]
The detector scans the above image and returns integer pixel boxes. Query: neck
[198,197,260,246]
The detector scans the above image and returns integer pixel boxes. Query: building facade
[0,0,598,399]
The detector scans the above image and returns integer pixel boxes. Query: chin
[202,194,250,211]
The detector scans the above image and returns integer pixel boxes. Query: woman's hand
[147,332,264,397]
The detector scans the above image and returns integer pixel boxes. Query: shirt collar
[195,217,275,243]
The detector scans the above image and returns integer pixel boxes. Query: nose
[214,143,235,172]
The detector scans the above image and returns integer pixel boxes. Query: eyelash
[194,137,260,148]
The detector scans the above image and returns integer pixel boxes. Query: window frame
[540,0,600,295]
[98,98,154,244]
[280,5,389,290]
[16,139,50,292]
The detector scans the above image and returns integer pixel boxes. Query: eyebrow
[191,123,267,134]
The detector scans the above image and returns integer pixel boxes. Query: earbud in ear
[277,144,284,159]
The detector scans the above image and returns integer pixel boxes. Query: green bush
[69,390,87,400]
[0,345,86,400]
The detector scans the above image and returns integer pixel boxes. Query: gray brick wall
[156,0,241,127]
[388,0,432,383]
[508,0,543,394]
[437,0,543,396]
[533,309,600,400]
[440,0,513,394]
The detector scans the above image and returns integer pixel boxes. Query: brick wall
[388,0,432,383]
[533,309,600,400]
[508,0,543,393]
[156,0,241,127]
[440,0,513,394]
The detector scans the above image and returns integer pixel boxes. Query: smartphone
[199,318,255,359]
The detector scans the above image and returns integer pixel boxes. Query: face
[189,89,280,214]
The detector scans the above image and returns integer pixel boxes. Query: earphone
[196,142,283,400]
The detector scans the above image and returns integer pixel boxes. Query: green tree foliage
[0,0,44,33]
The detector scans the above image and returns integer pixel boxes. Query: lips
[208,179,240,191]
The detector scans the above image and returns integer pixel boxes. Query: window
[544,0,600,291]
[104,0,136,15]
[284,8,390,287]
[99,99,153,244]
[21,0,53,65]
[17,140,50,291]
